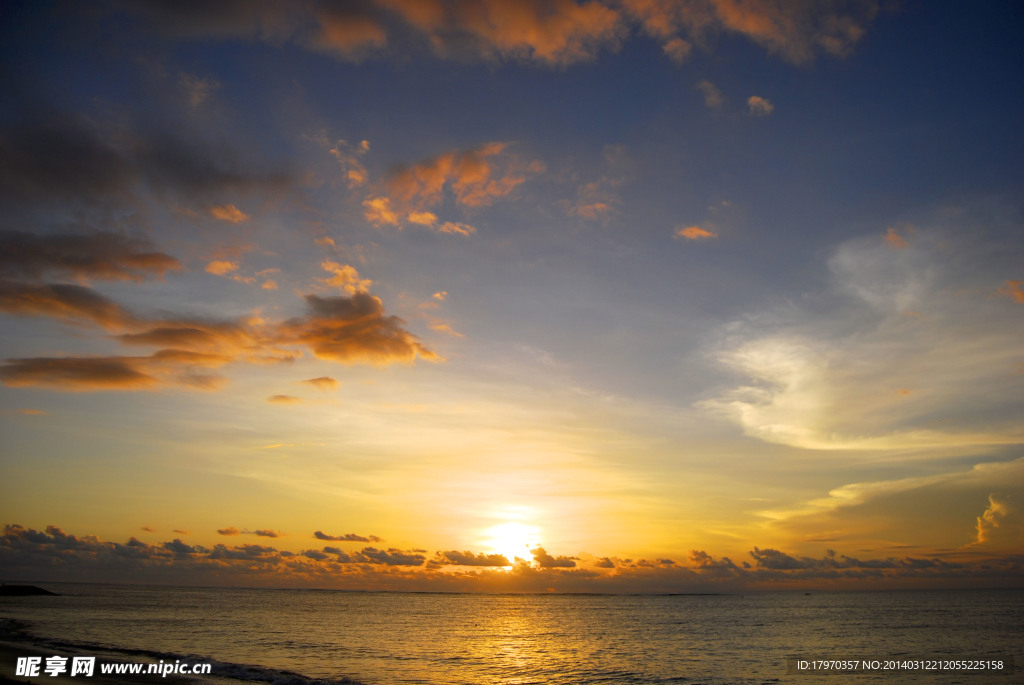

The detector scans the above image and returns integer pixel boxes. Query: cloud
[308,134,370,188]
[996,280,1024,304]
[432,291,448,302]
[108,0,880,69]
[364,143,543,232]
[675,225,717,240]
[310,2,389,59]
[622,0,879,65]
[2,255,435,392]
[530,546,577,568]
[217,527,241,536]
[429,323,465,338]
[435,550,511,567]
[209,204,249,223]
[205,260,240,276]
[279,293,437,365]
[252,529,282,538]
[318,261,372,295]
[702,227,1024,450]
[437,222,476,237]
[0,104,291,213]
[267,394,302,404]
[363,196,400,227]
[300,376,338,391]
[380,0,625,66]
[695,79,724,108]
[0,231,182,283]
[0,356,159,391]
[565,178,620,220]
[885,226,910,248]
[3,524,1023,591]
[405,211,437,227]
[178,72,220,109]
[661,36,692,64]
[0,281,133,329]
[314,531,382,543]
[747,95,774,116]
[356,547,427,566]
[385,143,538,209]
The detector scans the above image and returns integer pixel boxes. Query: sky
[1,0,1023,593]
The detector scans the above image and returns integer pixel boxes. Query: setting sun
[484,522,541,566]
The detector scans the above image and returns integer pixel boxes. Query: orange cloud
[437,222,476,237]
[209,204,249,223]
[382,0,625,66]
[996,280,1024,303]
[279,293,437,365]
[205,260,239,276]
[363,196,400,226]
[885,227,908,248]
[406,211,438,226]
[675,225,717,240]
[267,394,302,404]
[622,0,878,65]
[430,323,465,338]
[384,143,542,213]
[319,260,372,295]
[747,95,774,116]
[299,376,338,391]
[311,4,388,59]
[217,527,241,536]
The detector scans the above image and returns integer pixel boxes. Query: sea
[1,584,1021,684]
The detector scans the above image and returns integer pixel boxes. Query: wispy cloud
[314,531,382,543]
[675,225,717,240]
[702,228,1024,450]
[747,95,774,117]
[364,143,543,233]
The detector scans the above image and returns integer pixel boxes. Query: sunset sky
[2,0,1023,592]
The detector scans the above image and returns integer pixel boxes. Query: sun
[484,522,541,566]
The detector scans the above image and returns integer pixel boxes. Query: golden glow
[484,522,541,566]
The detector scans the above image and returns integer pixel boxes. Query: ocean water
[1,584,1021,684]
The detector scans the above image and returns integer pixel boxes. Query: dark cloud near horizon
[314,530,382,543]
[435,550,511,567]
[531,546,577,568]
[2,525,1022,591]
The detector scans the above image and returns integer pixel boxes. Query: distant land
[0,585,57,596]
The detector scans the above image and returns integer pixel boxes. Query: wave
[0,618,368,684]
